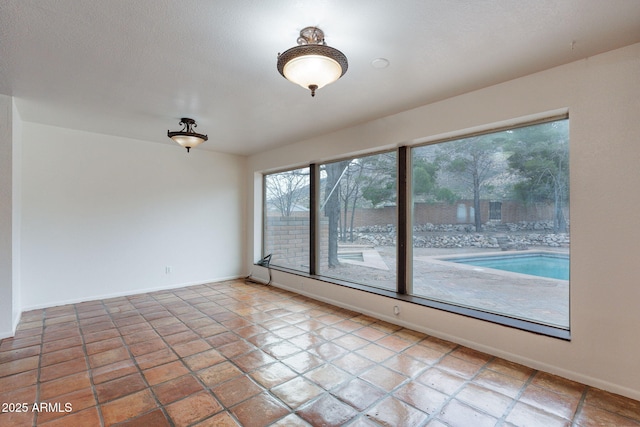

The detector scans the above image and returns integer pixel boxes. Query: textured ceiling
[1,0,640,155]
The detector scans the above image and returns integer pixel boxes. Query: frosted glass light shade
[282,54,343,91]
[277,40,348,97]
[170,134,205,149]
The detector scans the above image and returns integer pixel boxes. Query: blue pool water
[452,253,569,280]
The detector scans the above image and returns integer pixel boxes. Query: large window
[263,167,310,272]
[318,152,397,290]
[261,117,570,336]
[411,119,569,329]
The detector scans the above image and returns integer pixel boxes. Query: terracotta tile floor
[1,280,639,427]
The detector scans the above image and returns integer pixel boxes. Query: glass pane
[318,152,397,290]
[411,119,570,329]
[264,167,310,272]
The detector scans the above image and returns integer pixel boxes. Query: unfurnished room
[1,1,640,426]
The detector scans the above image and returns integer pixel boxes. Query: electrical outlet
[165,266,172,274]
[393,305,400,316]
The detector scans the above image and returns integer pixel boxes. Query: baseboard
[20,275,243,312]
[0,312,23,340]
[12,310,21,331]
[0,330,14,340]
[269,280,640,402]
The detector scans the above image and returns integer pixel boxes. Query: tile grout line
[219,286,324,425]
[571,386,589,427]
[416,344,482,426]
[164,284,247,426]
[78,301,106,427]
[220,286,356,424]
[493,360,538,426]
[165,283,279,424]
[32,309,45,427]
[109,294,177,427]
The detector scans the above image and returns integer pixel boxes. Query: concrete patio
[327,246,569,329]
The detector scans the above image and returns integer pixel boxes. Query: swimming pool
[450,253,569,280]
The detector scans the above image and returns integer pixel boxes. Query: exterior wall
[350,200,557,228]
[265,216,311,271]
[265,216,329,270]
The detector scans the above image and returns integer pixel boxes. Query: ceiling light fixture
[277,26,348,97]
[167,118,208,152]
[371,58,390,69]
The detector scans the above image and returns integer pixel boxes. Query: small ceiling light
[371,58,390,69]
[167,118,208,152]
[277,26,348,97]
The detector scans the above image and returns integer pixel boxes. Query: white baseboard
[0,312,23,340]
[12,310,21,331]
[19,275,243,312]
[0,330,14,340]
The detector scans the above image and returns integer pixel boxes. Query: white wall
[0,94,15,338]
[247,43,640,399]
[12,100,22,331]
[21,123,245,309]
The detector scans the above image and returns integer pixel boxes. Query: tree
[323,161,350,267]
[360,152,397,208]
[411,156,459,203]
[265,169,309,217]
[506,120,569,233]
[339,160,365,242]
[323,152,398,266]
[412,157,438,199]
[438,136,503,231]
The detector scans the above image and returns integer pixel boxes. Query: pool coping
[419,249,570,282]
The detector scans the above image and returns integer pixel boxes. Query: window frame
[260,114,570,340]
[262,166,312,273]
[315,151,400,291]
